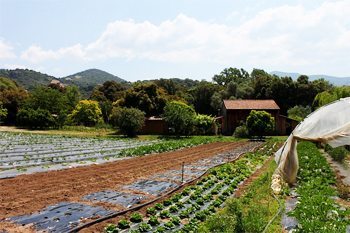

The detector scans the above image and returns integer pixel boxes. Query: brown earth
[0,141,248,221]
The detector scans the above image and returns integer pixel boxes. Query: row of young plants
[119,136,238,157]
[288,142,350,232]
[198,155,283,232]
[103,141,278,233]
[0,132,155,171]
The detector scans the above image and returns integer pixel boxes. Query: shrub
[246,110,274,137]
[233,124,249,138]
[67,100,103,126]
[110,107,145,137]
[17,108,57,129]
[130,212,143,223]
[163,101,196,136]
[194,114,215,135]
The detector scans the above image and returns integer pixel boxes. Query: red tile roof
[223,99,280,110]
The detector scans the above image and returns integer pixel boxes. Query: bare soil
[0,141,247,220]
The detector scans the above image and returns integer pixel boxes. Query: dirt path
[0,141,247,219]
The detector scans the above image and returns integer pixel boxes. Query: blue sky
[1,0,349,81]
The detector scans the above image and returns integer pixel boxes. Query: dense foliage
[246,110,275,137]
[287,105,311,121]
[163,101,196,136]
[110,107,145,137]
[67,100,103,126]
[0,67,336,133]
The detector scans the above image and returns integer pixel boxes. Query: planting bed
[99,141,278,233]
[1,140,255,232]
[0,132,155,178]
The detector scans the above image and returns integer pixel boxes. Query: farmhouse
[221,99,298,135]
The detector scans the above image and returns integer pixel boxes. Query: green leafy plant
[130,212,143,223]
[148,215,160,226]
[138,223,151,232]
[117,219,130,229]
[104,224,118,233]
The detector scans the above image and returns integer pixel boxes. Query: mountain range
[270,71,350,86]
[0,68,126,96]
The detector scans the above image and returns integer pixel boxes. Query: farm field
[0,132,156,178]
[0,135,261,232]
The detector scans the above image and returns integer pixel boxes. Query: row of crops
[103,141,278,233]
[0,132,238,178]
[287,142,350,232]
[0,132,154,173]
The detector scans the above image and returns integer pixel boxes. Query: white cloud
[0,40,16,59]
[18,1,350,75]
[21,44,85,63]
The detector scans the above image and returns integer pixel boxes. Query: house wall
[141,119,168,135]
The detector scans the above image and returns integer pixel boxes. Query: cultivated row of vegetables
[289,142,350,232]
[104,141,278,233]
[0,132,154,171]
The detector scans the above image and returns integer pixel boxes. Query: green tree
[287,105,311,121]
[213,67,250,86]
[313,86,350,108]
[0,77,28,124]
[16,108,56,129]
[110,107,145,137]
[163,101,196,136]
[0,102,8,123]
[118,83,167,116]
[67,100,103,126]
[246,110,275,137]
[65,85,81,111]
[188,81,221,115]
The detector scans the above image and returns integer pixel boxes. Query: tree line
[0,67,345,136]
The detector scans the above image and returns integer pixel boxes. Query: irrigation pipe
[67,143,262,233]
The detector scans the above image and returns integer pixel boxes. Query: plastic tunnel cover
[274,97,350,186]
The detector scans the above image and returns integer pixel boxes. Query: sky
[1,0,350,82]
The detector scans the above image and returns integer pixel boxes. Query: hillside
[271,71,350,86]
[61,69,126,96]
[0,69,56,91]
[0,76,20,91]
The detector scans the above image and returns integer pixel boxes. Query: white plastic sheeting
[275,97,350,185]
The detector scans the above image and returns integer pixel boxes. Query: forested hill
[271,71,350,86]
[0,69,56,91]
[61,69,126,96]
[0,68,126,96]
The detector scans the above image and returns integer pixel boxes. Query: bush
[162,101,196,136]
[138,223,151,232]
[110,107,145,137]
[233,124,249,138]
[17,108,57,129]
[67,100,103,126]
[246,110,274,137]
[148,215,160,226]
[194,114,215,135]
